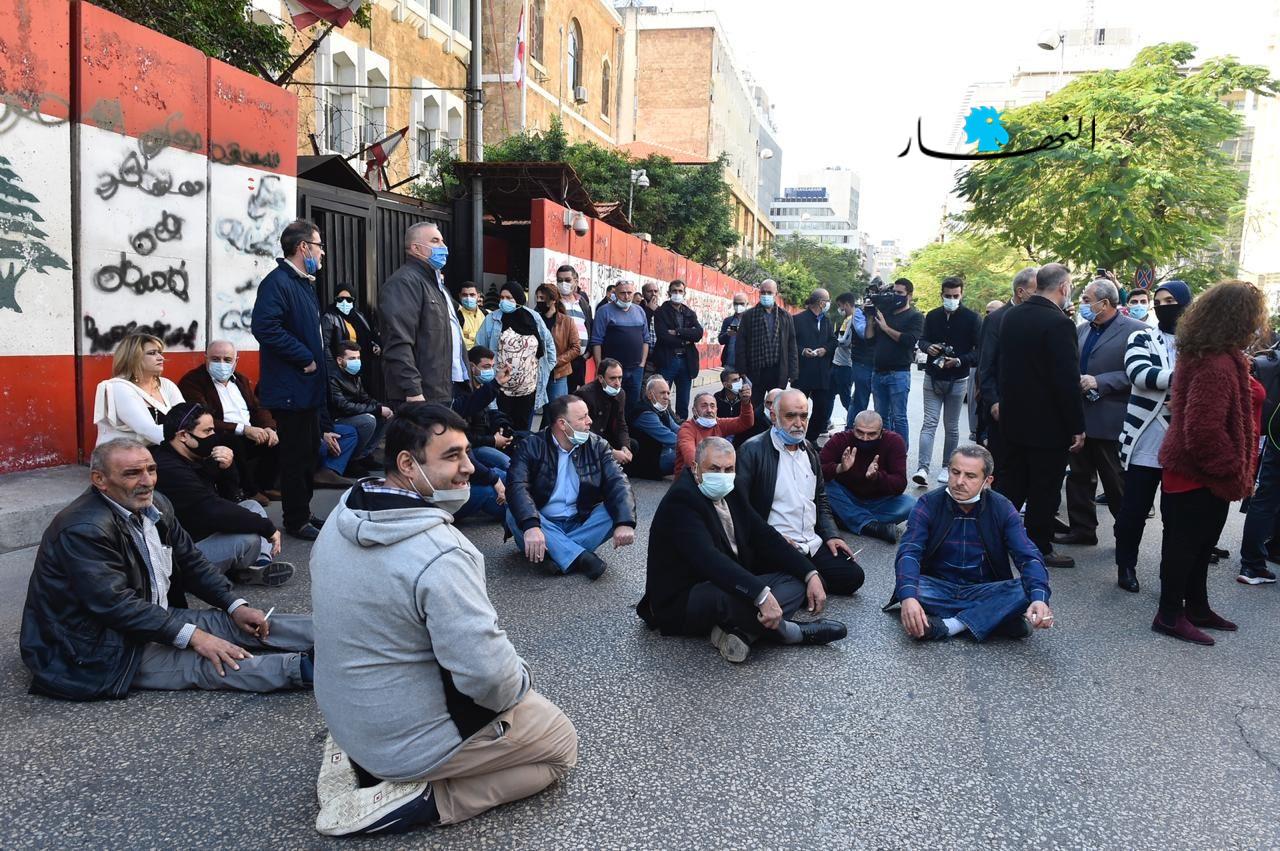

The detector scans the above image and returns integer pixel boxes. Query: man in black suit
[794,288,838,442]
[994,263,1085,569]
[976,267,1039,482]
[637,437,847,664]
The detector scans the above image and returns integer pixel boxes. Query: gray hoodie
[310,483,530,782]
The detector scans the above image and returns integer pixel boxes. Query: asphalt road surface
[2,372,1278,849]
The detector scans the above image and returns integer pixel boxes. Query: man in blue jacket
[887,444,1055,642]
[252,220,342,540]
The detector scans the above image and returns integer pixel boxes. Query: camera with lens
[862,277,899,318]
[932,343,957,370]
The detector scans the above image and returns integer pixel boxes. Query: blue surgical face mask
[773,426,805,446]
[479,367,496,383]
[563,420,590,446]
[695,416,717,428]
[427,244,449,270]
[499,299,518,314]
[1128,304,1148,321]
[1079,302,1097,323]
[942,297,960,312]
[759,293,775,308]
[208,362,234,383]
[303,253,319,274]
[461,296,478,310]
[602,383,621,397]
[730,380,743,394]
[336,299,354,315]
[343,359,361,375]
[697,471,735,500]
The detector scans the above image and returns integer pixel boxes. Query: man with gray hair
[674,385,754,478]
[639,436,847,663]
[21,439,313,699]
[1054,277,1145,548]
[886,444,1054,642]
[379,222,469,406]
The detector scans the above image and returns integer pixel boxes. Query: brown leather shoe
[1151,612,1215,646]
[313,469,356,489]
[1044,552,1076,569]
[1186,609,1238,632]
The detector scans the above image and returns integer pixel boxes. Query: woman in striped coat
[1112,281,1193,593]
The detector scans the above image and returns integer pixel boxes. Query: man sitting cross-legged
[819,410,916,544]
[20,438,313,700]
[310,403,577,836]
[735,389,866,596]
[505,394,638,580]
[638,437,848,663]
[885,444,1055,642]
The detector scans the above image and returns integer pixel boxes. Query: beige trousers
[424,690,579,825]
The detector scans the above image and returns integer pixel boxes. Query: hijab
[499,283,544,358]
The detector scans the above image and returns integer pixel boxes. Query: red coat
[1159,350,1258,501]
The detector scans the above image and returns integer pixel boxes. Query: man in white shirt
[734,389,865,596]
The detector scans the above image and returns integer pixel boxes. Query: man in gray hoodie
[309,403,578,836]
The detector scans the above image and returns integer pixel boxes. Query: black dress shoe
[571,551,607,580]
[309,514,327,529]
[1053,530,1098,546]
[797,619,848,645]
[860,521,899,544]
[1052,517,1072,534]
[916,618,951,642]
[1044,552,1076,569]
[1117,566,1140,593]
[286,523,321,541]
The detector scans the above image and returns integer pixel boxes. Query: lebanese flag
[364,126,409,190]
[285,0,363,29]
[513,5,526,88]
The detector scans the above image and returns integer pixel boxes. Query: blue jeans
[913,576,1031,642]
[547,375,568,404]
[457,446,512,521]
[872,369,912,450]
[849,362,873,427]
[917,377,968,473]
[622,366,644,410]
[319,423,359,475]
[660,356,693,419]
[826,481,916,533]
[505,502,615,573]
[1241,442,1280,570]
[336,412,387,462]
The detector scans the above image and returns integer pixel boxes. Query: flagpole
[520,0,528,131]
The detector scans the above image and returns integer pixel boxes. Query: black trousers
[1159,486,1229,617]
[808,546,865,595]
[271,407,321,530]
[681,572,805,640]
[497,392,536,432]
[568,355,588,393]
[996,442,1068,556]
[1065,437,1125,533]
[226,432,280,494]
[1113,464,1162,571]
[803,388,836,442]
[986,417,1007,488]
[745,364,785,415]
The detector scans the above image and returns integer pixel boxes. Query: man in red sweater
[674,387,754,478]
[819,410,916,543]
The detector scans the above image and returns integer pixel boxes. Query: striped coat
[1118,327,1174,468]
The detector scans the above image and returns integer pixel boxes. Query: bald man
[819,410,914,544]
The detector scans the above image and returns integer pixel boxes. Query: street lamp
[1037,30,1066,89]
[628,168,649,223]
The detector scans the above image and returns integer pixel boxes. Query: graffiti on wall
[216,278,255,333]
[83,314,198,354]
[0,92,70,135]
[215,173,287,257]
[0,153,71,313]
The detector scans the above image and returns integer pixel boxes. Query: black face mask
[184,432,218,458]
[1154,303,1184,332]
[852,437,881,453]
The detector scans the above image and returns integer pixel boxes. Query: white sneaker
[912,467,929,487]
[936,468,948,484]
[315,777,434,836]
[710,625,751,663]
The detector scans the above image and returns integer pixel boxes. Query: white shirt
[766,431,822,557]
[213,376,251,434]
[433,274,469,383]
[1129,329,1177,469]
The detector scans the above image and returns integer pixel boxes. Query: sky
[661,0,1276,254]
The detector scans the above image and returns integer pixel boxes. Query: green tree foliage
[956,43,1278,288]
[893,234,1028,313]
[726,235,868,307]
[95,0,371,77]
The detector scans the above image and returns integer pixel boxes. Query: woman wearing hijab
[535,283,582,404]
[322,285,385,398]
[476,282,557,430]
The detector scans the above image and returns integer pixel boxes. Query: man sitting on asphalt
[328,341,393,476]
[453,346,516,457]
[506,395,637,579]
[819,410,916,544]
[886,444,1054,642]
[628,375,680,480]
[735,389,865,596]
[639,437,848,663]
[150,403,293,586]
[575,358,636,466]
[674,387,755,478]
[713,368,745,420]
[20,438,313,700]
[178,338,279,504]
[310,403,577,836]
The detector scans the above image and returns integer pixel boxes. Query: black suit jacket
[793,309,837,391]
[976,300,1012,409]
[178,366,276,434]
[735,431,841,542]
[996,295,1085,448]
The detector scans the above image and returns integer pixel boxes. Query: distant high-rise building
[769,167,861,252]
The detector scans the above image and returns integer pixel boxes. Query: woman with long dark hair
[1154,280,1268,645]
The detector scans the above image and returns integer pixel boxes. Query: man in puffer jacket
[310,403,577,836]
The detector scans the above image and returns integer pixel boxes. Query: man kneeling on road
[886,444,1054,642]
[506,394,638,579]
[735,389,865,595]
[309,403,577,836]
[639,437,847,663]
[20,438,313,700]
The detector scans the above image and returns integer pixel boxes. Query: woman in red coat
[1155,281,1268,645]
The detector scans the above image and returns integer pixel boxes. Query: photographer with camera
[864,278,924,450]
[913,277,981,488]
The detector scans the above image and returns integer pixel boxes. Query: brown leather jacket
[547,311,581,379]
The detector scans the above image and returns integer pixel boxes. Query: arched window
[529,1,545,64]
[568,19,583,90]
[601,59,611,118]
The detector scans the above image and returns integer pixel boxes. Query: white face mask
[733,304,746,315]
[557,280,574,296]
[948,485,983,505]
[695,415,717,428]
[652,400,668,411]
[670,292,685,304]
[942,297,961,312]
[411,456,471,515]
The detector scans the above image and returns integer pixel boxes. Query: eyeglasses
[305,241,325,250]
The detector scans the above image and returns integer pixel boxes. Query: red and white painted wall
[0,1,296,473]
[525,199,758,374]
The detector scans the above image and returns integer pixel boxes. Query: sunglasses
[336,297,354,304]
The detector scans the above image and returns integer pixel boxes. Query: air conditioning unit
[573,85,589,104]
